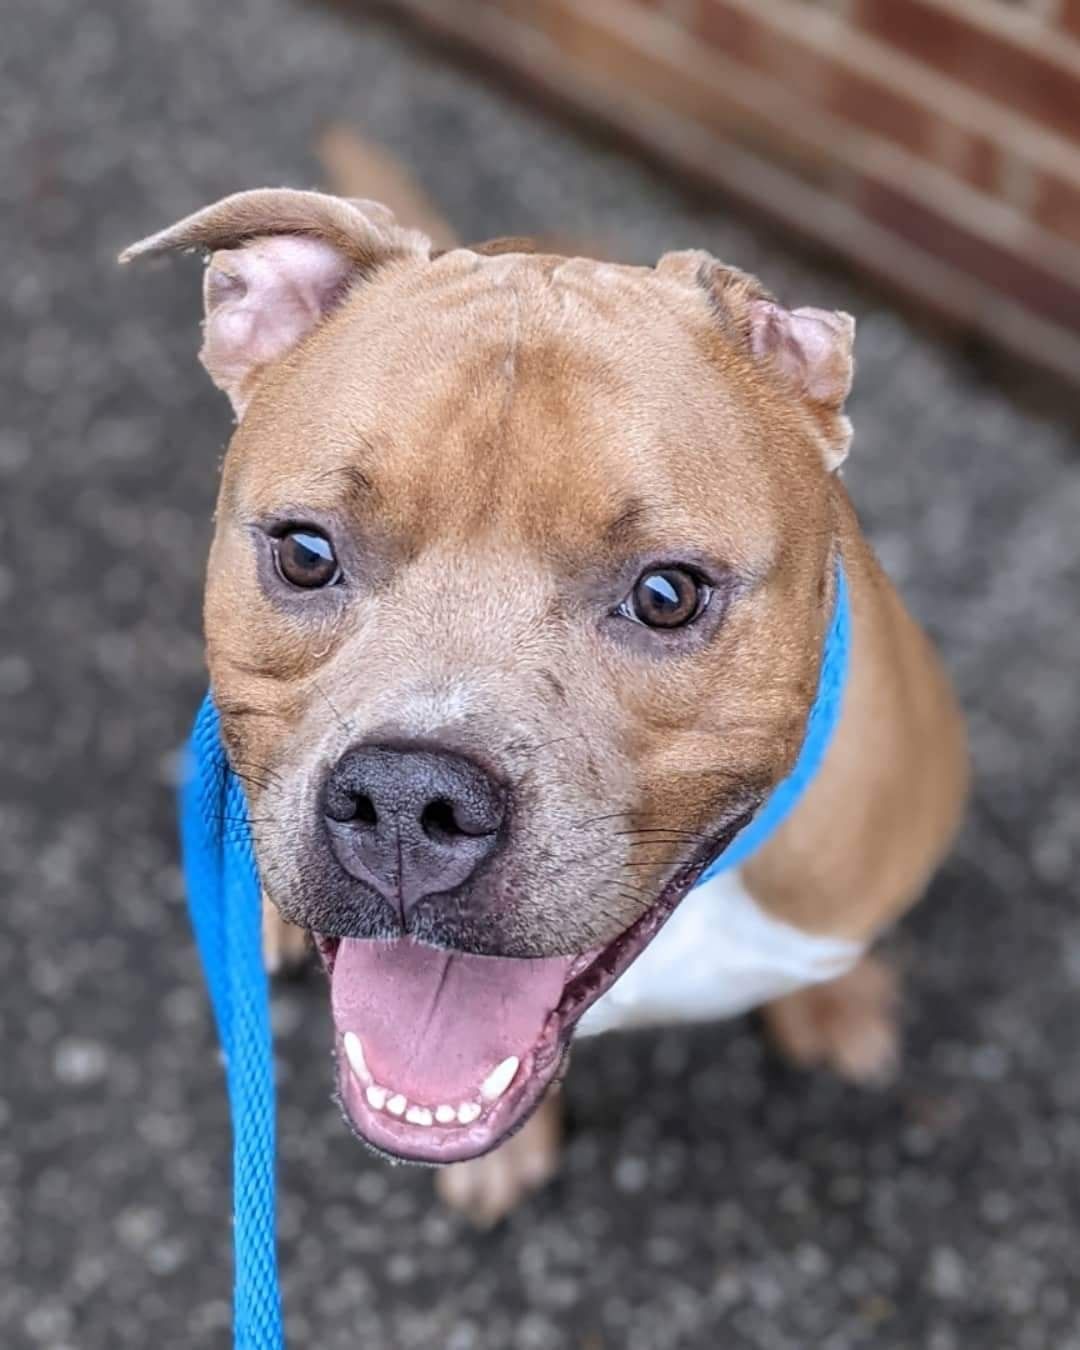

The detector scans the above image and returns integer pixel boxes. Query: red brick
[518,0,843,187]
[519,0,1072,289]
[693,0,1005,194]
[538,4,746,127]
[1035,169,1080,245]
[694,1,761,61]
[855,0,1080,142]
[1062,0,1080,38]
[855,176,1080,329]
[955,132,1002,197]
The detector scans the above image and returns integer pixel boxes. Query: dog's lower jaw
[435,1087,563,1227]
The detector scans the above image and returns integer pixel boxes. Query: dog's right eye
[274,528,341,589]
[619,566,708,630]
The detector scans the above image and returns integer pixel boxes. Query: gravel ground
[5,2,1080,1347]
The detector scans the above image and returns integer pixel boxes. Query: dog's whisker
[620,835,712,848]
[594,875,655,901]
[604,887,657,913]
[663,766,746,779]
[216,701,286,723]
[311,677,354,738]
[615,825,713,838]
[497,733,578,760]
[569,810,632,831]
[231,757,284,784]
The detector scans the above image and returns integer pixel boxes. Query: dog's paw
[763,953,900,1086]
[435,1092,561,1228]
[261,895,311,977]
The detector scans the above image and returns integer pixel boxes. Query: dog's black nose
[323,744,506,916]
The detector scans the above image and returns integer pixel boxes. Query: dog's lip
[313,877,687,1164]
[331,1019,570,1165]
[314,807,754,1165]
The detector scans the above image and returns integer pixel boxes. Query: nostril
[326,788,379,827]
[420,797,465,842]
[351,793,378,827]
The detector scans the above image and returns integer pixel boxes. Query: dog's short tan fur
[123,139,966,1224]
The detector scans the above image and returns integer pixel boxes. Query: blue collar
[698,562,850,882]
[179,563,850,1348]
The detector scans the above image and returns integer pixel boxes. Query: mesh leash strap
[180,696,284,1350]
[176,566,849,1348]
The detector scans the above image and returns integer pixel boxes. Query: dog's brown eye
[275,529,340,589]
[626,567,705,629]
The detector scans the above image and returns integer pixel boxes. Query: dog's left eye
[619,567,709,629]
[274,528,341,589]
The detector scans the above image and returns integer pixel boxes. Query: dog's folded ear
[658,251,856,472]
[744,299,855,471]
[120,189,430,417]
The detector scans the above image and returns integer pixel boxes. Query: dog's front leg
[435,1088,562,1227]
[762,952,900,1085]
[261,893,310,976]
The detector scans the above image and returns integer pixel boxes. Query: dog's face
[124,192,854,1162]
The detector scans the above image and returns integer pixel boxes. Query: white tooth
[434,1104,456,1125]
[343,1032,369,1082]
[386,1094,407,1117]
[365,1085,387,1111]
[457,1101,481,1124]
[405,1105,433,1126]
[480,1055,519,1101]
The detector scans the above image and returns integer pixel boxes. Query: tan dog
[122,160,967,1226]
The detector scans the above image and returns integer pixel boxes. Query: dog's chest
[577,869,863,1037]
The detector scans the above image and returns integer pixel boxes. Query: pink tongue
[331,937,572,1103]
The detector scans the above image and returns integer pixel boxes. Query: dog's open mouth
[313,857,709,1164]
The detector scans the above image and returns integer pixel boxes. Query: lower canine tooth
[435,1104,456,1125]
[405,1106,433,1126]
[386,1094,407,1117]
[365,1085,387,1111]
[343,1032,369,1082]
[481,1055,519,1101]
[457,1101,481,1124]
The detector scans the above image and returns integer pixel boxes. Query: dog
[122,148,967,1227]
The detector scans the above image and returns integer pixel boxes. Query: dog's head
[123,190,855,1162]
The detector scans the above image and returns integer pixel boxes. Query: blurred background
[4,1,1079,1347]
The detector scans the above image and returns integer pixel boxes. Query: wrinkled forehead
[225,251,789,568]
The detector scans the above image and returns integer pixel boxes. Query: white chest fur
[577,869,864,1037]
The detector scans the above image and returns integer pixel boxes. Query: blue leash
[178,567,850,1348]
[180,707,283,1349]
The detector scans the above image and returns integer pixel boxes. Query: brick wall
[373,0,1080,385]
